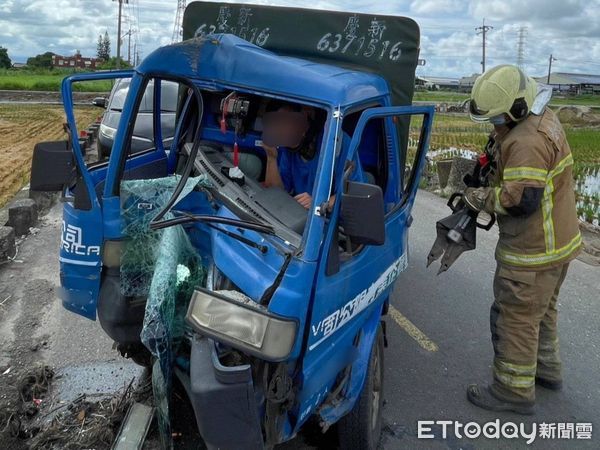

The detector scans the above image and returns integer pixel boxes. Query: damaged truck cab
[31,3,433,448]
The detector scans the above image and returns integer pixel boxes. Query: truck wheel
[337,324,384,450]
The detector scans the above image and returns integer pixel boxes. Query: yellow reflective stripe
[494,361,536,388]
[542,179,556,252]
[539,153,573,253]
[548,154,574,179]
[502,154,572,182]
[494,372,535,389]
[503,166,548,182]
[494,187,508,215]
[495,360,536,376]
[497,233,582,266]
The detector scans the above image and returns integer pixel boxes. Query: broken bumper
[176,338,264,450]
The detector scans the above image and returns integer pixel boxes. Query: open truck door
[30,72,183,320]
[300,105,433,446]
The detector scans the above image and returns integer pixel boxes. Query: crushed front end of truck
[30,3,434,449]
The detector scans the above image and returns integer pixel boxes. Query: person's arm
[263,145,284,189]
[464,140,550,216]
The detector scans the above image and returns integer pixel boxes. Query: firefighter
[464,65,582,414]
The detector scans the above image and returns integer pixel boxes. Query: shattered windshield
[182,93,331,248]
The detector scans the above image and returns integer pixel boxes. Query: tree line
[0,30,125,70]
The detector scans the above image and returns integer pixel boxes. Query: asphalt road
[0,189,597,449]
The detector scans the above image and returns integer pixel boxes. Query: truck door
[59,73,182,319]
[298,105,434,426]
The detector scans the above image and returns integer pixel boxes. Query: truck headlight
[185,288,297,361]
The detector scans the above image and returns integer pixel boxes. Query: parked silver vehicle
[94,79,178,159]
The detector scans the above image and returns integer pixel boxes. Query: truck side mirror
[30,141,74,192]
[340,181,385,246]
[92,97,107,108]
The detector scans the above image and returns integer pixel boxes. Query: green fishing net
[120,174,211,449]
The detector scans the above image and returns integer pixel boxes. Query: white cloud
[0,0,598,78]
[410,0,464,15]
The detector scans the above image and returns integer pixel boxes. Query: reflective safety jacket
[491,107,582,270]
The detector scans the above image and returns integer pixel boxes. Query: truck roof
[137,34,390,107]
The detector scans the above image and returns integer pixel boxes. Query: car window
[108,79,130,111]
[138,81,179,113]
[127,78,180,155]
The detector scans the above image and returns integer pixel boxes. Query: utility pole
[476,19,493,74]
[113,0,129,69]
[547,54,557,85]
[123,29,133,65]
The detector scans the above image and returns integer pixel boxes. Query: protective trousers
[490,262,569,403]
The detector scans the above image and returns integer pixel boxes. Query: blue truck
[29,3,433,448]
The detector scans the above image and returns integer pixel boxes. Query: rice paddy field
[0,104,99,207]
[409,112,600,226]
[0,103,598,225]
[414,90,600,107]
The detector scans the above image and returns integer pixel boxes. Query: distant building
[52,53,102,70]
[416,75,460,90]
[533,72,600,94]
[459,74,480,92]
[11,62,27,69]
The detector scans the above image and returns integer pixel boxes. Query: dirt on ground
[0,90,107,104]
[0,104,100,207]
[555,105,600,126]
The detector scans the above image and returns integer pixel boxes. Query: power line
[516,26,528,70]
[475,18,493,73]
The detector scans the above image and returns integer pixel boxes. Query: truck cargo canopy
[182,1,421,106]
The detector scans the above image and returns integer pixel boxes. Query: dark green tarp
[183,1,421,106]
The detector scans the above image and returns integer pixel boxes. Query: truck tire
[337,324,384,450]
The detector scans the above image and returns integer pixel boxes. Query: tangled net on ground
[0,365,55,440]
[7,369,153,450]
[29,374,153,450]
[18,366,54,403]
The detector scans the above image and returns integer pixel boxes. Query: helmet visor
[469,99,491,123]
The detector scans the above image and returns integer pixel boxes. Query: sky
[1,0,599,78]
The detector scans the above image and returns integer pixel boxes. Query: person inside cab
[262,100,365,209]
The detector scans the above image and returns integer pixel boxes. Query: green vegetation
[413,91,469,103]
[547,94,600,107]
[26,52,55,69]
[414,90,600,108]
[411,113,599,165]
[0,68,112,92]
[96,57,132,71]
[0,47,11,69]
[97,31,111,61]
